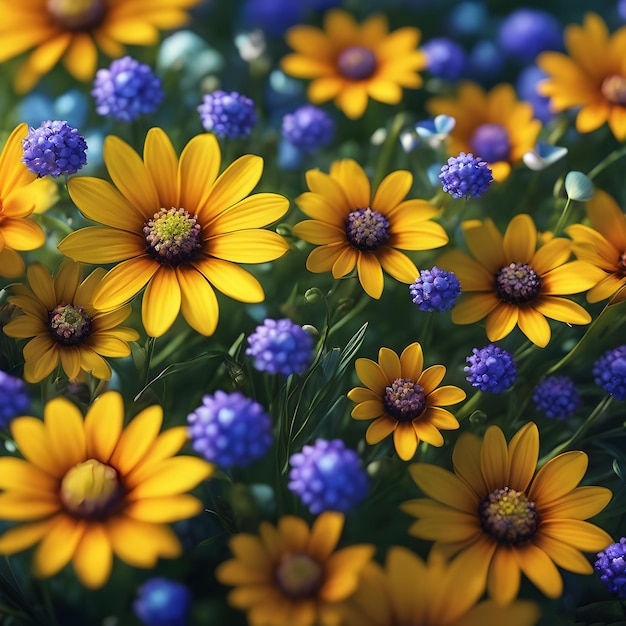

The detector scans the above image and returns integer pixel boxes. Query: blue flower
[422,37,467,81]
[532,376,581,420]
[439,152,493,199]
[0,371,29,430]
[288,439,369,514]
[282,105,335,153]
[523,142,568,171]
[187,391,273,468]
[409,267,461,312]
[465,344,517,393]
[595,538,626,599]
[498,8,562,64]
[133,578,191,626]
[197,90,257,139]
[593,346,626,401]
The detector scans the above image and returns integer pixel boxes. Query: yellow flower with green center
[402,422,613,605]
[0,391,213,589]
[58,128,290,338]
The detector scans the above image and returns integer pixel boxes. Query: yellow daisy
[215,511,375,626]
[0,390,213,589]
[293,160,448,299]
[402,422,613,605]
[0,0,203,93]
[58,128,290,338]
[566,188,626,302]
[342,546,541,626]
[426,82,541,181]
[347,342,466,461]
[438,214,605,347]
[537,13,626,141]
[3,260,139,383]
[280,9,425,119]
[0,123,58,278]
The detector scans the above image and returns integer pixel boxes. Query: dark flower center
[275,553,323,598]
[470,123,510,163]
[61,459,123,520]
[345,207,390,251]
[479,487,538,545]
[383,377,427,422]
[46,0,106,31]
[601,75,626,106]
[338,46,377,80]
[619,250,626,274]
[48,304,93,345]
[144,207,203,266]
[495,262,542,304]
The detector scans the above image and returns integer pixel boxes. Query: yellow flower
[342,546,541,626]
[566,189,626,302]
[347,342,466,461]
[280,9,425,119]
[0,123,58,277]
[438,214,605,347]
[215,511,375,626]
[0,390,213,589]
[0,0,202,93]
[3,260,139,383]
[537,13,626,141]
[58,128,290,338]
[293,160,448,299]
[402,422,613,605]
[426,82,541,181]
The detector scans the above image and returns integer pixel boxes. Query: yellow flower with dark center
[566,189,626,302]
[426,82,541,181]
[215,511,375,626]
[293,160,448,299]
[0,391,213,589]
[342,546,541,626]
[0,0,203,93]
[3,260,139,383]
[280,9,425,119]
[438,214,605,347]
[402,422,612,605]
[0,123,58,277]
[58,128,290,338]
[537,13,626,141]
[347,342,466,461]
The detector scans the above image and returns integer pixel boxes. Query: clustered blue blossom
[197,90,257,139]
[409,266,461,312]
[133,577,191,626]
[92,56,164,122]
[593,346,626,401]
[439,152,493,199]
[595,538,626,599]
[246,318,315,376]
[288,438,369,514]
[22,120,87,177]
[465,344,517,393]
[532,375,581,420]
[281,105,335,152]
[422,37,467,80]
[0,370,29,430]
[187,391,273,468]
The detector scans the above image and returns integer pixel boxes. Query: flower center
[619,250,626,275]
[60,459,122,519]
[495,262,542,304]
[338,46,377,80]
[601,75,626,106]
[470,123,510,163]
[345,207,390,251]
[383,377,427,422]
[144,207,203,266]
[479,487,538,545]
[275,553,323,598]
[46,0,105,31]
[48,304,93,345]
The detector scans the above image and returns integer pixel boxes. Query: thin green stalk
[550,197,572,237]
[372,112,407,190]
[587,144,626,180]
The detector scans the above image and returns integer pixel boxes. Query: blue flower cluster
[465,344,517,393]
[197,90,257,139]
[595,538,626,598]
[282,105,335,152]
[409,266,460,312]
[133,577,191,626]
[593,346,626,401]
[0,370,29,429]
[532,376,581,420]
[439,152,493,199]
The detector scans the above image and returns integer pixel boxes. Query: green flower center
[345,207,390,251]
[479,487,538,545]
[383,377,426,422]
[275,553,323,598]
[338,46,377,81]
[48,304,93,346]
[144,207,203,266]
[46,0,105,31]
[61,459,122,519]
[495,262,542,304]
[601,75,626,106]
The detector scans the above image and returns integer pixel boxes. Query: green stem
[551,197,572,237]
[143,336,156,387]
[456,389,483,421]
[372,112,407,190]
[587,144,626,180]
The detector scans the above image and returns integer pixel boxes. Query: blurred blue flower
[240,0,305,37]
[466,40,505,83]
[0,371,29,430]
[282,105,335,153]
[593,346,626,401]
[133,578,191,626]
[595,538,626,598]
[532,376,581,420]
[523,142,568,171]
[498,8,562,64]
[197,90,257,139]
[517,65,554,124]
[422,37,467,81]
[448,1,490,38]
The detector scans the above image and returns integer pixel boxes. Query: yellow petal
[409,463,477,513]
[141,266,182,337]
[357,252,384,299]
[58,227,146,264]
[308,511,343,562]
[72,524,113,589]
[193,257,264,303]
[503,214,537,263]
[93,257,159,311]
[208,230,289,263]
[44,395,86,470]
[393,422,419,460]
[507,423,539,493]
[452,293,500,325]
[84,391,124,462]
[144,128,179,208]
[11,416,64,477]
[125,495,203,523]
[128,457,212,499]
[177,266,219,336]
[529,451,588,504]
[355,357,388,393]
[513,543,563,598]
[33,515,86,579]
[365,415,397,444]
[517,306,551,348]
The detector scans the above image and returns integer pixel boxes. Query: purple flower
[409,267,460,312]
[133,578,191,626]
[439,152,493,199]
[0,371,29,430]
[595,539,626,598]
[422,37,467,81]
[282,105,335,153]
[498,8,562,64]
[593,346,626,401]
[197,90,257,139]
[465,344,517,393]
[532,376,581,420]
